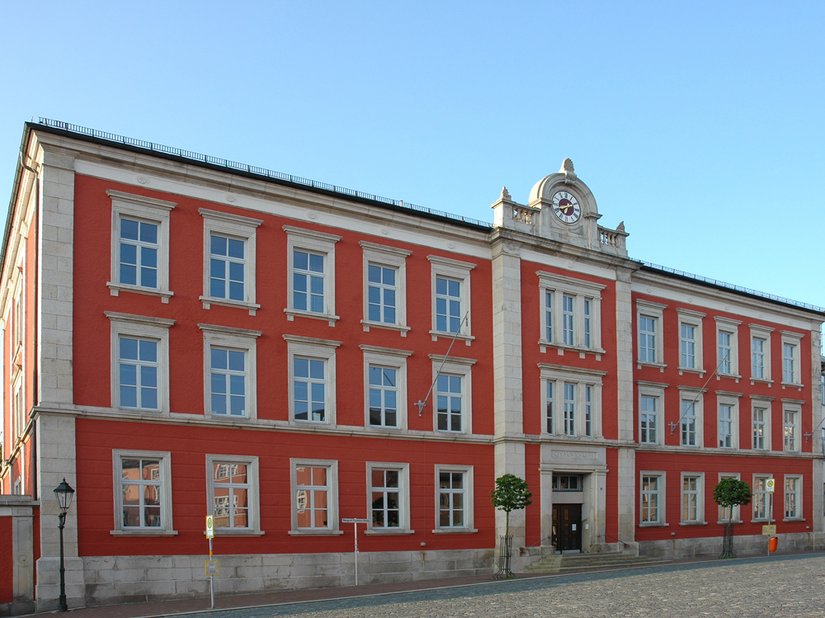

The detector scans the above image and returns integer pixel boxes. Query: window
[717,397,739,449]
[542,365,604,438]
[539,272,605,352]
[715,318,740,377]
[752,475,771,521]
[636,300,665,365]
[681,473,703,524]
[113,450,173,533]
[12,375,24,440]
[367,463,410,532]
[784,475,801,519]
[436,466,474,531]
[751,401,771,450]
[678,310,704,372]
[432,355,475,433]
[638,385,664,445]
[107,312,173,412]
[749,325,773,382]
[108,190,175,301]
[718,473,741,522]
[206,455,260,533]
[12,279,23,354]
[783,405,800,452]
[285,336,341,425]
[200,209,262,314]
[781,333,802,385]
[362,345,411,430]
[640,473,664,525]
[284,226,341,323]
[200,324,260,418]
[291,459,338,533]
[679,391,703,447]
[361,242,411,334]
[429,255,475,340]
[552,475,584,491]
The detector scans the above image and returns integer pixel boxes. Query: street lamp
[53,478,75,612]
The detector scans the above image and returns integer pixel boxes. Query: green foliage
[491,473,532,513]
[713,477,752,508]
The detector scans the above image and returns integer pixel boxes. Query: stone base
[639,531,824,560]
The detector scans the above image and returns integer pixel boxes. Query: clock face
[551,191,581,224]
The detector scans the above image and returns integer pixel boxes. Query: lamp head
[53,478,75,513]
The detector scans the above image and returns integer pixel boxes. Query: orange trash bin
[768,536,778,553]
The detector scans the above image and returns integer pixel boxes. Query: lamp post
[53,478,75,612]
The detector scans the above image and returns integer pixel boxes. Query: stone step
[525,552,668,574]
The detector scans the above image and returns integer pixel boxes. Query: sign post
[341,517,370,586]
[205,515,217,608]
[765,478,775,556]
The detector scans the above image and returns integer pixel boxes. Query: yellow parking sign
[765,478,775,493]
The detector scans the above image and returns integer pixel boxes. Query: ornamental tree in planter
[491,473,532,578]
[713,477,751,559]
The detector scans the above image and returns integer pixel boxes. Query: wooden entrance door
[552,503,582,551]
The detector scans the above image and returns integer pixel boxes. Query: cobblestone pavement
[188,554,825,618]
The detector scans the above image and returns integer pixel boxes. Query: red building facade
[1,120,823,611]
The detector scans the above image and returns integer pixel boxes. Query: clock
[551,191,581,224]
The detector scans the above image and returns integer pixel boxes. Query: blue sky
[2,1,824,308]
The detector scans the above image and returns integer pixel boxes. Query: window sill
[429,330,474,346]
[781,382,803,390]
[288,529,344,536]
[538,341,605,359]
[200,296,260,316]
[678,367,706,377]
[716,373,741,383]
[432,528,477,535]
[679,521,708,527]
[213,529,265,536]
[108,282,174,303]
[364,529,415,536]
[111,529,178,536]
[292,418,332,426]
[361,320,411,336]
[750,377,773,386]
[636,361,666,372]
[284,308,340,326]
[639,522,669,528]
[782,518,805,523]
[716,519,743,525]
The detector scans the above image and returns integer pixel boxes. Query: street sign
[762,524,776,536]
[765,478,775,493]
[205,515,215,539]
[204,558,220,577]
[342,518,370,524]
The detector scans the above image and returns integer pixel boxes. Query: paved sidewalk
[25,551,825,618]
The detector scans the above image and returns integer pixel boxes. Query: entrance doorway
[552,503,582,552]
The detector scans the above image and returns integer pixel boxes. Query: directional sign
[765,478,776,493]
[342,518,370,524]
[762,525,776,536]
[205,515,215,539]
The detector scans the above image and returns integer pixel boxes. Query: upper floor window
[539,272,604,353]
[783,406,800,452]
[749,325,773,382]
[108,190,175,302]
[107,312,174,413]
[429,256,475,342]
[781,333,802,385]
[284,226,341,325]
[677,310,704,372]
[367,462,410,532]
[360,242,411,335]
[679,391,703,447]
[542,364,604,438]
[361,345,411,430]
[206,455,260,533]
[717,396,739,449]
[284,335,341,425]
[715,318,740,377]
[113,450,174,533]
[432,355,476,434]
[751,401,771,450]
[638,384,664,445]
[636,300,665,367]
[436,465,474,532]
[200,324,261,419]
[200,209,262,314]
[291,459,338,533]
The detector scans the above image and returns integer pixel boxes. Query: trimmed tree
[491,473,532,578]
[713,477,751,559]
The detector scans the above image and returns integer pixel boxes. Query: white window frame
[434,465,475,533]
[12,373,24,440]
[430,354,476,434]
[783,474,802,520]
[749,325,773,383]
[640,471,665,526]
[541,364,605,438]
[112,449,175,534]
[284,335,341,425]
[108,190,176,302]
[200,324,261,419]
[638,383,665,445]
[290,458,340,534]
[199,209,262,314]
[361,345,412,431]
[782,402,801,452]
[360,241,411,335]
[366,462,411,534]
[751,474,772,522]
[715,317,740,378]
[716,394,740,449]
[677,310,705,373]
[678,388,704,447]
[780,332,803,386]
[538,272,605,354]
[106,312,174,413]
[751,399,772,451]
[636,301,666,367]
[428,255,475,343]
[680,472,704,525]
[205,454,261,534]
[285,225,341,325]
[718,472,742,523]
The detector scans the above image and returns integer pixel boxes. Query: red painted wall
[0,516,12,603]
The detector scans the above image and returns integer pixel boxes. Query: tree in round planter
[491,473,532,578]
[713,477,751,559]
